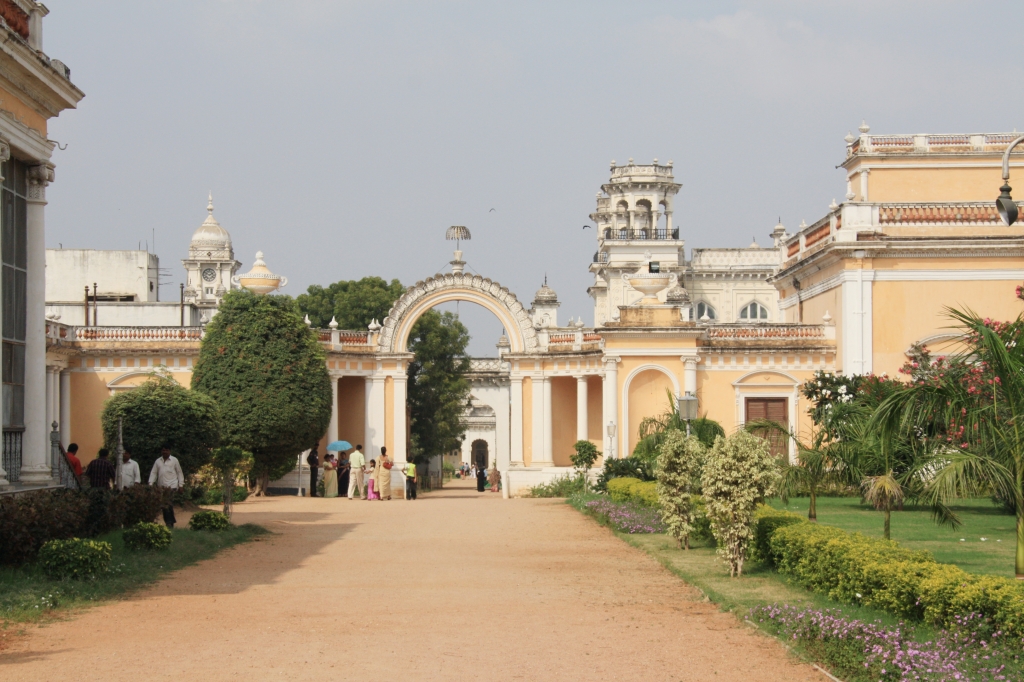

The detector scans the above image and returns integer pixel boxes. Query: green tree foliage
[407,310,471,463]
[296,277,405,329]
[571,440,601,491]
[702,430,780,577]
[656,430,706,549]
[634,390,724,464]
[191,290,332,495]
[872,302,1024,578]
[101,373,220,480]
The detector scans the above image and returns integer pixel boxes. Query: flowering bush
[577,497,667,534]
[802,371,861,422]
[751,604,1022,681]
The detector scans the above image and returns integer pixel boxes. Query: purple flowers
[750,604,1021,681]
[580,498,666,534]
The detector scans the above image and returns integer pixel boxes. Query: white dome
[190,193,233,254]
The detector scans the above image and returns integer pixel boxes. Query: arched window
[691,302,717,321]
[739,301,770,321]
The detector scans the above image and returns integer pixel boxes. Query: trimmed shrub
[189,510,231,531]
[38,538,112,580]
[122,522,173,551]
[0,489,89,566]
[594,456,655,492]
[199,486,250,506]
[607,477,658,506]
[750,505,805,566]
[769,520,1024,638]
[526,473,586,498]
[117,485,173,527]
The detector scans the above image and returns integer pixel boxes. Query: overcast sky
[43,1,1024,354]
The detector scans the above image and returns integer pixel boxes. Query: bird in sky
[582,225,592,229]
[489,208,496,212]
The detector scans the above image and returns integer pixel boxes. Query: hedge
[189,510,231,531]
[769,521,1024,637]
[38,538,112,580]
[607,477,659,506]
[749,505,804,566]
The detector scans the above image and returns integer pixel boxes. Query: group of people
[457,462,501,492]
[310,444,419,501]
[63,442,185,527]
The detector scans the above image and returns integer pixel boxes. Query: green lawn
[767,496,1017,578]
[0,523,267,625]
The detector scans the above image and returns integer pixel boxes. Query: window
[691,302,717,321]
[648,262,660,273]
[746,397,788,456]
[204,287,213,295]
[2,157,27,430]
[739,301,769,321]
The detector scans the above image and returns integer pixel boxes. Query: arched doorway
[471,439,488,469]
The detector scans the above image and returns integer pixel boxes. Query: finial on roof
[207,191,214,215]
[829,198,839,211]
[628,157,634,165]
[844,131,855,144]
[653,158,658,164]
[858,120,870,134]
[799,219,807,229]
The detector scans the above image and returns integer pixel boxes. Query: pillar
[509,376,524,466]
[603,357,619,459]
[393,372,407,463]
[683,357,697,396]
[45,368,55,433]
[859,168,870,202]
[20,164,54,484]
[542,376,553,466]
[365,375,386,458]
[576,375,588,442]
[531,376,544,466]
[327,375,339,443]
[59,370,70,449]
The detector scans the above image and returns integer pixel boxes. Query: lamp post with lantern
[676,393,699,438]
[996,134,1024,226]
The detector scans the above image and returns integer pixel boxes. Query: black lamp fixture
[997,134,1024,225]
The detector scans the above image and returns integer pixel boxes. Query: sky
[42,0,1024,354]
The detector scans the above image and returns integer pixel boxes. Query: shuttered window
[745,398,788,457]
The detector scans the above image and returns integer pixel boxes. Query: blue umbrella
[326,440,353,452]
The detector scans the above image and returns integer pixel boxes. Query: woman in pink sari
[366,459,380,500]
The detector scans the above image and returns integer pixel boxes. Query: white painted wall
[46,249,160,302]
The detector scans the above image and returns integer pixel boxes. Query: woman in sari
[488,465,500,493]
[377,447,393,500]
[366,460,380,500]
[322,454,338,498]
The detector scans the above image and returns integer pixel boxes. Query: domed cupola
[530,278,560,328]
[182,192,242,309]
[189,192,234,260]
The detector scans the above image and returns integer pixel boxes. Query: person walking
[476,463,487,492]
[119,448,141,489]
[348,444,366,499]
[149,446,184,528]
[337,453,350,499]
[65,442,83,479]
[323,454,339,498]
[377,447,393,500]
[404,459,418,501]
[84,448,116,489]
[306,447,320,497]
[366,460,380,500]
[488,464,500,493]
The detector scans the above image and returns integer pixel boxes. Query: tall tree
[657,431,706,549]
[296,277,405,329]
[101,373,220,480]
[192,290,332,495]
[407,310,471,463]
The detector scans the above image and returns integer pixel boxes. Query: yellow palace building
[19,127,1024,495]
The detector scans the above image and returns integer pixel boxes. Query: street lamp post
[676,393,699,438]
[996,134,1024,226]
[606,421,617,460]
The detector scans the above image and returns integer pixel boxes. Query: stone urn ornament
[233,251,287,295]
[623,251,676,305]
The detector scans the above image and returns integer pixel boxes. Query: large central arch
[377,273,537,354]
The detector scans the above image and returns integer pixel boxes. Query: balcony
[602,228,680,241]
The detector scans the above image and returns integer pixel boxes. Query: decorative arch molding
[620,363,682,456]
[731,370,801,387]
[379,273,538,354]
[106,371,158,395]
[905,332,964,355]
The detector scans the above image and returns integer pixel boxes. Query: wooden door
[745,397,788,457]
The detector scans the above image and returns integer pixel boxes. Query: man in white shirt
[149,446,184,528]
[348,444,365,499]
[119,448,141,489]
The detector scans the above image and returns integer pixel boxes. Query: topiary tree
[702,430,780,577]
[656,430,706,550]
[191,290,332,496]
[571,440,601,490]
[210,445,252,516]
[101,373,220,481]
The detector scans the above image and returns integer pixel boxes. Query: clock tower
[182,193,240,312]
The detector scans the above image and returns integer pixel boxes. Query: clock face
[202,268,217,283]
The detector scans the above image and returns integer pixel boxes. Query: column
[392,372,407,463]
[531,376,544,466]
[683,357,697,396]
[859,168,870,202]
[327,375,339,443]
[602,357,619,459]
[45,368,55,433]
[542,376,553,466]
[576,375,589,442]
[59,370,70,449]
[509,375,524,467]
[364,375,386,457]
[21,164,54,484]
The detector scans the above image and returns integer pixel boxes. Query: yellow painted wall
[864,166,1005,204]
[551,377,576,466]
[522,377,533,466]
[587,376,603,462]
[625,368,675,455]
[0,84,48,136]
[337,376,366,449]
[384,376,394,458]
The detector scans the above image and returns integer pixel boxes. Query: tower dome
[189,192,233,259]
[533,282,558,305]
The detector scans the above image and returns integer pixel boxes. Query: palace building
[11,126,1024,496]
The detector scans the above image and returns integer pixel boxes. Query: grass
[768,496,1017,578]
[0,523,267,625]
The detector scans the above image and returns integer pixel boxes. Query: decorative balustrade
[609,164,674,179]
[877,202,1010,225]
[852,133,1024,155]
[469,358,504,372]
[582,332,601,342]
[704,324,829,341]
[548,333,575,345]
[602,228,680,240]
[76,327,204,341]
[2,429,23,484]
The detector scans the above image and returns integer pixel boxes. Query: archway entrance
[472,439,488,469]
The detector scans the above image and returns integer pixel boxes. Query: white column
[542,376,554,466]
[509,375,524,467]
[859,168,870,202]
[576,375,589,442]
[45,368,55,433]
[327,375,339,443]
[365,375,386,458]
[393,372,407,463]
[21,165,54,484]
[59,370,70,449]
[531,376,544,466]
[602,358,619,459]
[683,357,697,396]
[840,262,874,375]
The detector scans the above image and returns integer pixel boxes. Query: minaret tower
[588,159,684,325]
[182,192,241,310]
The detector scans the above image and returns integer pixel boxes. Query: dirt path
[2,480,818,681]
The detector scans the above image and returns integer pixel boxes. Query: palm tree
[634,390,724,461]
[872,306,1024,578]
[745,404,861,522]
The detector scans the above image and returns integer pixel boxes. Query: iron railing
[2,429,23,483]
[602,228,679,240]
